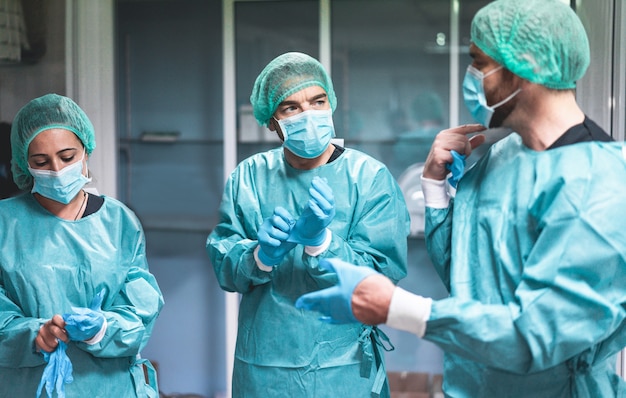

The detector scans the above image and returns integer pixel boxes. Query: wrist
[254,245,277,271]
[386,287,432,338]
[304,229,332,256]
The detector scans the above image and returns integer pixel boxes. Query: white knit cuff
[84,318,108,345]
[386,287,432,338]
[420,176,450,209]
[253,246,274,272]
[304,229,332,257]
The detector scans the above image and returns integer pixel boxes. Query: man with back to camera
[206,52,409,397]
[296,0,626,396]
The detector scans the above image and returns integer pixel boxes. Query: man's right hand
[423,124,486,180]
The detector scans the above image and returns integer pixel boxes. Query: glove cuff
[304,229,332,256]
[254,245,277,271]
[84,317,108,345]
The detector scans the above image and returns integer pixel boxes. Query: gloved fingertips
[318,258,335,272]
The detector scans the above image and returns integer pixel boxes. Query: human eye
[61,154,76,163]
[313,99,326,108]
[29,155,48,168]
[277,105,298,117]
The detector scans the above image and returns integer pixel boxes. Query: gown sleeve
[207,168,274,294]
[79,215,164,358]
[0,280,46,367]
[425,204,454,291]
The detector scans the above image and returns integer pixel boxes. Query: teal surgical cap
[471,0,590,90]
[250,52,337,127]
[11,93,96,190]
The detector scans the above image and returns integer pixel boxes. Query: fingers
[318,258,336,273]
[469,133,486,149]
[423,124,487,180]
[261,207,295,244]
[310,177,334,202]
[36,315,68,353]
[436,124,486,154]
[442,123,487,136]
[295,290,323,311]
[273,207,296,232]
[309,178,335,215]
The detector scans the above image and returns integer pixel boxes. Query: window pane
[235,1,318,162]
[331,0,492,377]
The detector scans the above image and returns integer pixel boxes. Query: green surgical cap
[471,0,590,90]
[11,93,96,190]
[250,52,337,127]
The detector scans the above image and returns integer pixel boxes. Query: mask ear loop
[482,66,522,110]
[490,87,522,110]
[482,65,503,79]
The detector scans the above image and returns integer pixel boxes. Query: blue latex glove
[295,258,378,324]
[288,176,335,246]
[446,150,466,189]
[257,206,297,266]
[62,289,105,342]
[36,341,74,398]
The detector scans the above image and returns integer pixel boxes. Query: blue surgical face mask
[463,65,521,127]
[28,151,91,204]
[276,109,336,159]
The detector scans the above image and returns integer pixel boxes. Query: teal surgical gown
[425,133,626,397]
[207,147,409,398]
[0,193,164,397]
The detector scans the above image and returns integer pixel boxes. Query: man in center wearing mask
[206,52,409,397]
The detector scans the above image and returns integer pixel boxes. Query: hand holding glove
[36,341,73,398]
[62,289,106,342]
[257,206,297,266]
[295,258,378,323]
[288,176,335,246]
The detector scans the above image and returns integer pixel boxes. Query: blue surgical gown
[0,193,164,397]
[207,147,409,398]
[425,133,626,397]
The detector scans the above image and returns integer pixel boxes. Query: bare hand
[352,274,396,325]
[423,124,487,180]
[35,315,68,353]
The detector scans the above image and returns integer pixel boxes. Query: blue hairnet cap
[250,52,337,127]
[471,0,590,89]
[11,93,96,190]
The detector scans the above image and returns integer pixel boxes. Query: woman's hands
[35,314,68,353]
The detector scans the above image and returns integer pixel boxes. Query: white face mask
[463,65,521,127]
[28,151,91,204]
[276,109,336,159]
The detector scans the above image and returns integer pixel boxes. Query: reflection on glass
[331,0,451,179]
[331,0,493,379]
[235,1,318,163]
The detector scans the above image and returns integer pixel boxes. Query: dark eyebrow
[278,93,328,108]
[29,147,78,159]
[310,93,327,102]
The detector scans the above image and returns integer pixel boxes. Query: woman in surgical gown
[0,94,164,397]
